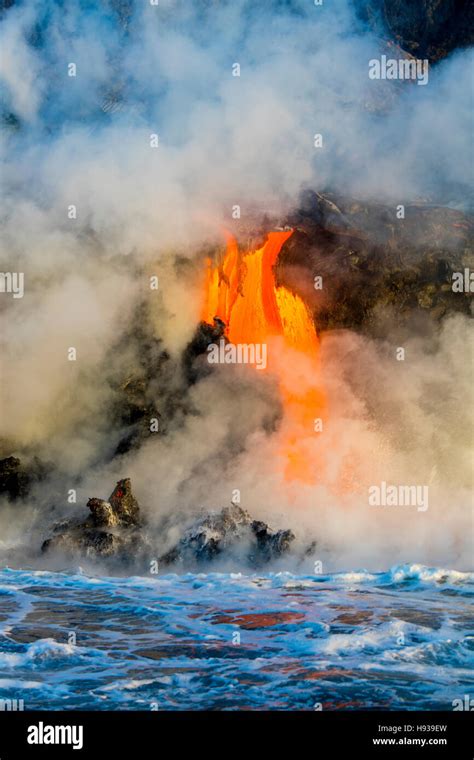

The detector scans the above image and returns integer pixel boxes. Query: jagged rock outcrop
[160,504,295,568]
[42,478,147,561]
[107,479,140,526]
[41,482,296,569]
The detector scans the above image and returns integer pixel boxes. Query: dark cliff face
[276,191,473,336]
[357,0,474,61]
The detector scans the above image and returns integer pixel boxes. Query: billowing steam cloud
[0,0,472,570]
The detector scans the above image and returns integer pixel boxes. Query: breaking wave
[0,565,472,710]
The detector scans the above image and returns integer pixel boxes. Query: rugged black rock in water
[42,478,147,562]
[160,504,295,569]
[41,485,295,570]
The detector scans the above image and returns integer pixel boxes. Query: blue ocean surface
[0,565,472,710]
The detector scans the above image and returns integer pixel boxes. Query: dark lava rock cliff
[276,192,473,335]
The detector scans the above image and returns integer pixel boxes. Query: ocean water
[0,564,472,711]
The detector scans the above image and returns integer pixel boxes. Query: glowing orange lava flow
[201,230,325,483]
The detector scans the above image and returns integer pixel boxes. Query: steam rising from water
[0,0,472,569]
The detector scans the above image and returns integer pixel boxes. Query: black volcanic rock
[86,478,140,529]
[42,528,126,559]
[251,520,295,564]
[0,457,26,500]
[160,504,295,569]
[212,192,472,340]
[278,191,473,335]
[87,498,120,529]
[41,482,296,570]
[0,455,49,501]
[182,317,227,383]
[108,478,140,526]
[358,0,474,62]
[42,478,147,562]
[108,302,172,456]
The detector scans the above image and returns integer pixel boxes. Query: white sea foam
[0,567,471,710]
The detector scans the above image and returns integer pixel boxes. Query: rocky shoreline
[39,477,296,570]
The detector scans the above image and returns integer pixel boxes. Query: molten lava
[201,229,325,482]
